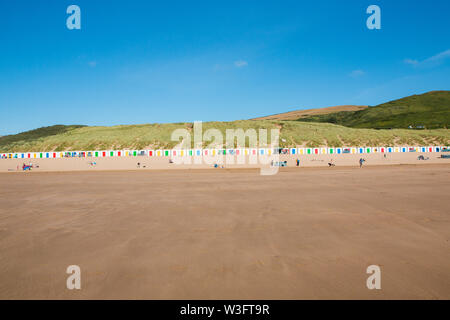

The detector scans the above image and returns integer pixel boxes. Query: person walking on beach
[296,158,300,167]
[359,158,365,168]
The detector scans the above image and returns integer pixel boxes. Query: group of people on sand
[20,163,36,171]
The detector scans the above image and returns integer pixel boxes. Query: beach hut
[328,148,334,154]
[387,147,393,153]
[320,148,327,154]
[342,148,351,154]
[290,148,297,155]
[306,148,312,155]
[358,148,364,154]
[401,147,407,153]
[380,147,386,153]
[313,148,319,155]
[435,146,441,152]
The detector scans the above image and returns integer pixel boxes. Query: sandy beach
[1,151,449,172]
[0,164,449,299]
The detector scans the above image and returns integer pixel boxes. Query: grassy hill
[297,91,450,129]
[1,121,449,153]
[252,105,368,120]
[1,91,449,152]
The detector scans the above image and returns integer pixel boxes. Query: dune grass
[1,121,449,152]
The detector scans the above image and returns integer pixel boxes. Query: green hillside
[297,91,450,129]
[1,121,449,153]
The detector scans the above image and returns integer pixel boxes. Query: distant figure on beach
[359,158,365,168]
[328,159,335,167]
[384,153,387,158]
[169,159,174,164]
[137,162,141,168]
[296,158,300,167]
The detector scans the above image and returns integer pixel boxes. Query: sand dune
[251,105,368,120]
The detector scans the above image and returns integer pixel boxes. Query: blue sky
[0,0,449,135]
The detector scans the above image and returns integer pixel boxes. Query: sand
[1,151,449,173]
[0,164,449,299]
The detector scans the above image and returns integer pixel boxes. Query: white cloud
[350,69,365,78]
[403,58,418,66]
[234,60,248,68]
[424,49,450,63]
[404,49,450,67]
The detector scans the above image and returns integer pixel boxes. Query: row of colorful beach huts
[1,146,449,160]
